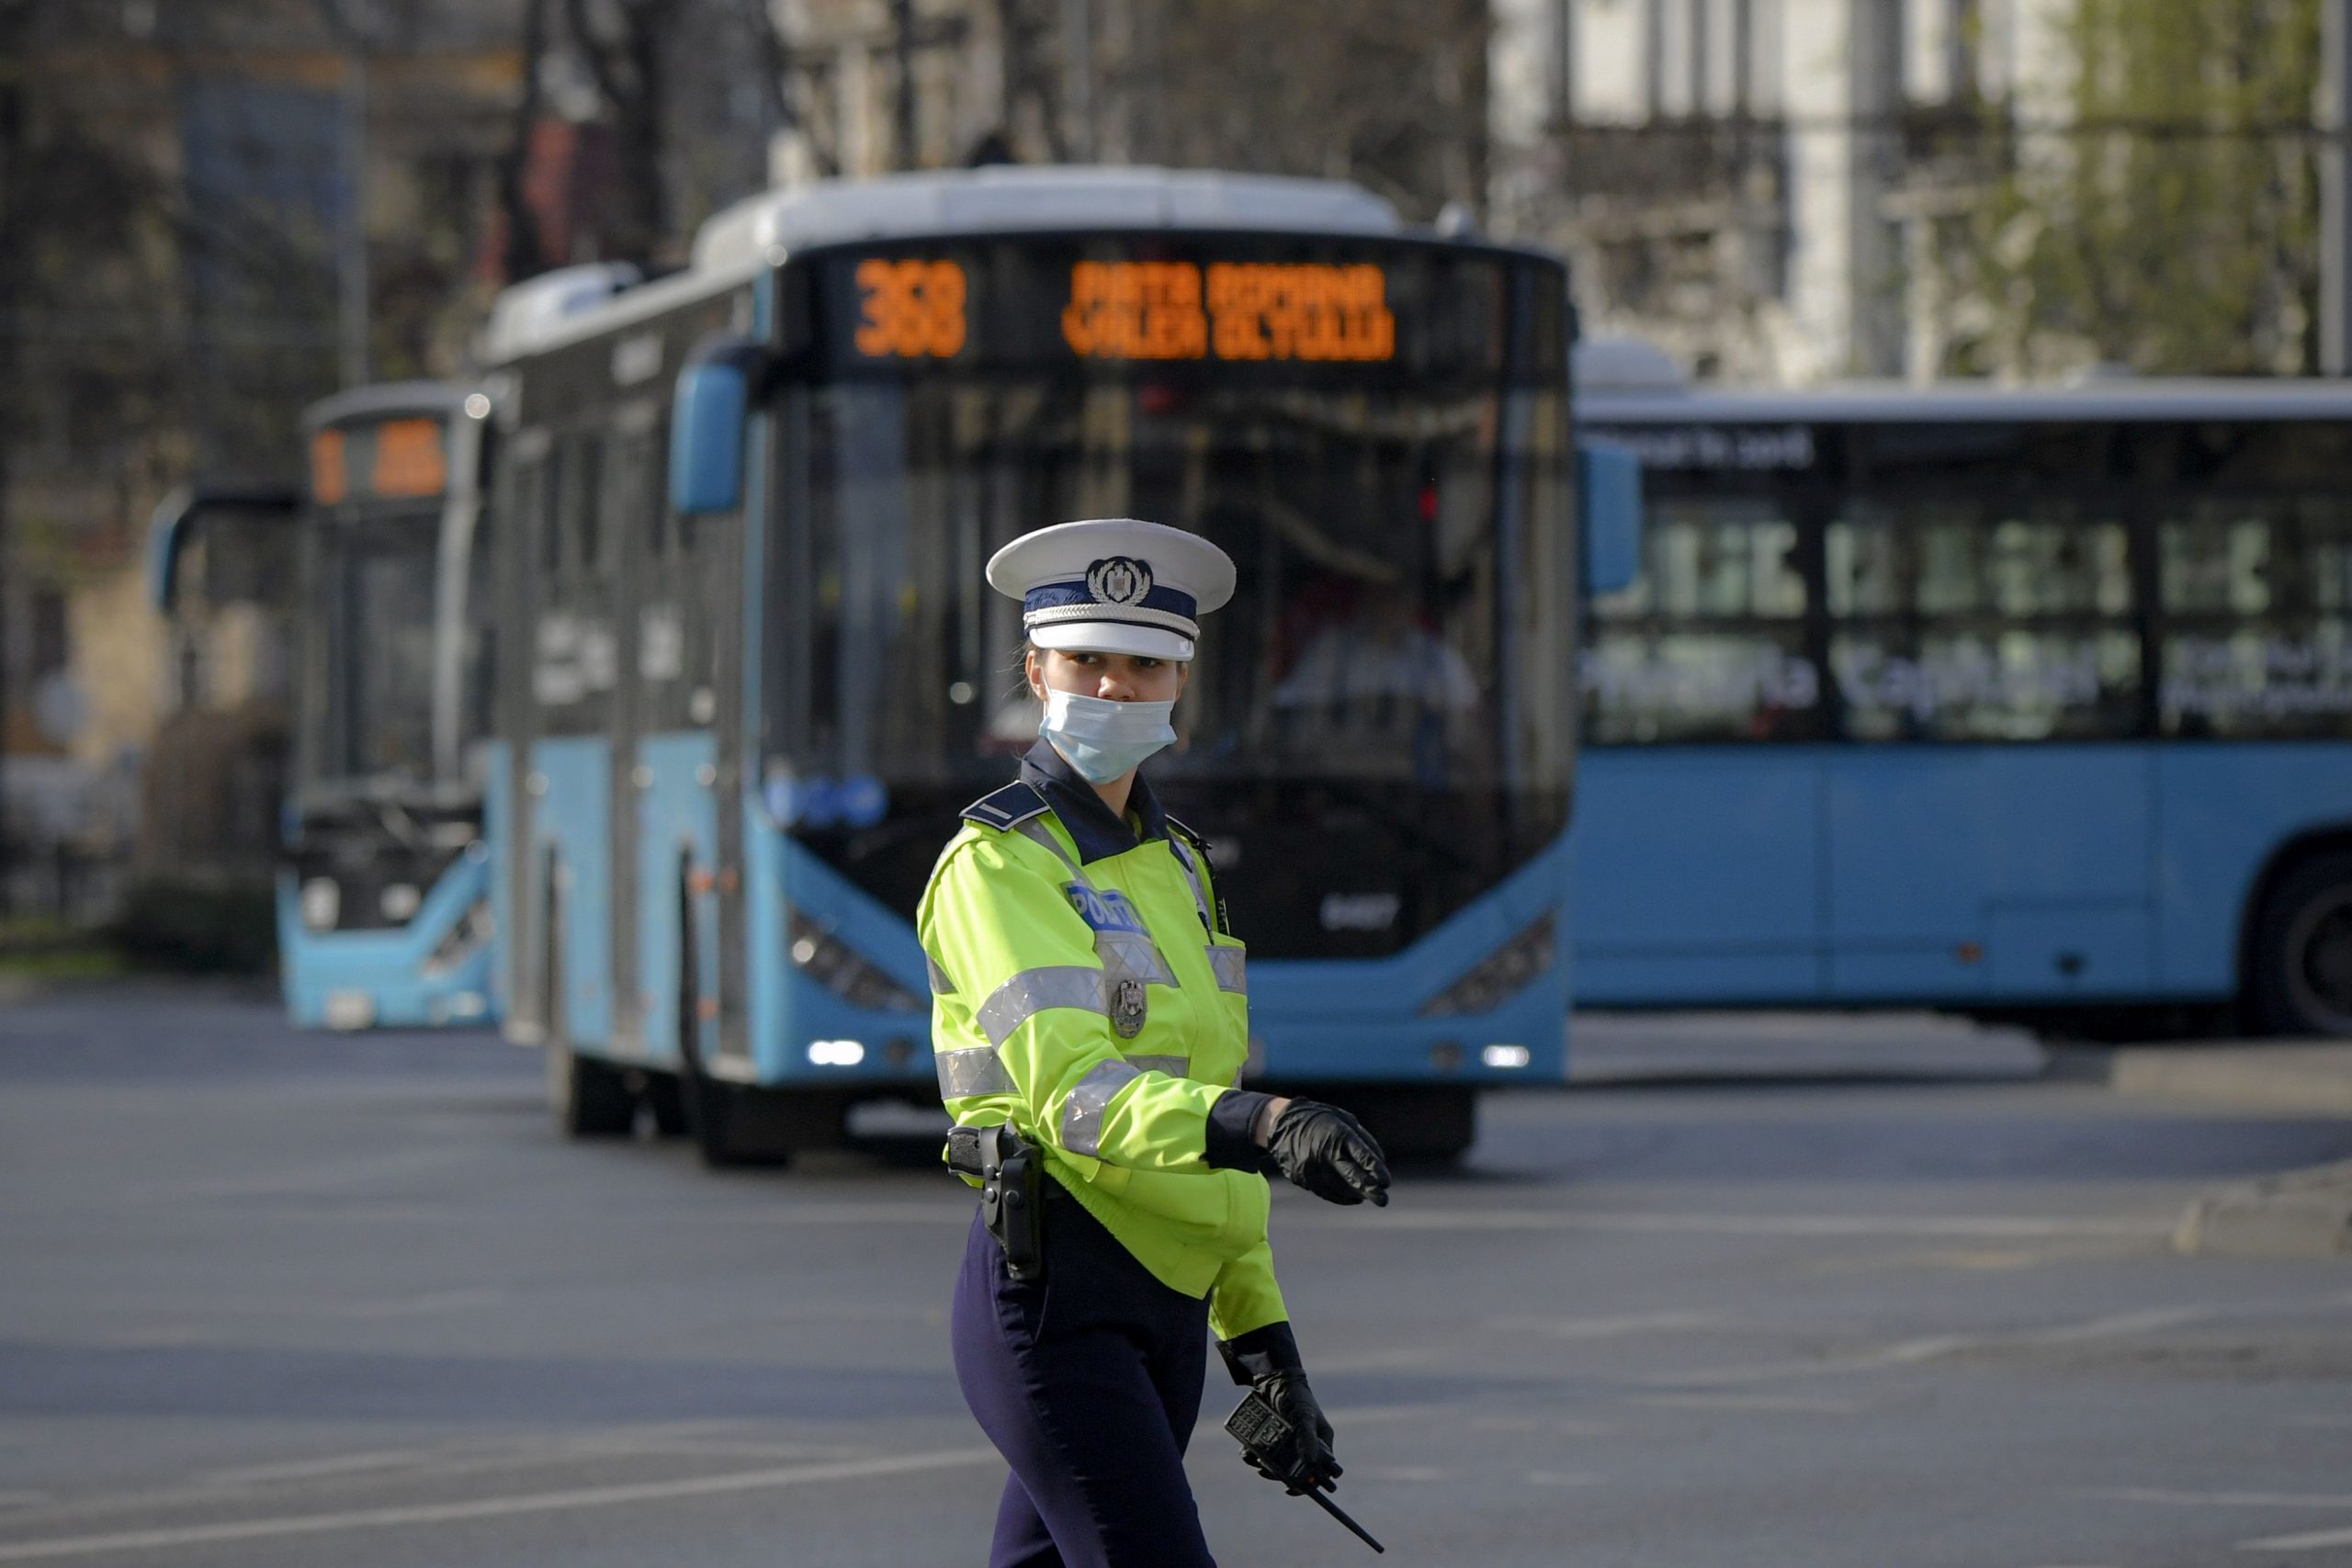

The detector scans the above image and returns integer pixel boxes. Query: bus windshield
[307,514,437,787]
[772,376,1574,958]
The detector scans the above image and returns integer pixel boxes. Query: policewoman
[922,518,1394,1568]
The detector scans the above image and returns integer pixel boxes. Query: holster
[947,1122,1046,1282]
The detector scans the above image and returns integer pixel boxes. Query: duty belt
[947,1123,1046,1281]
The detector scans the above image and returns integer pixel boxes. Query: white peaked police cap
[986,519,1238,661]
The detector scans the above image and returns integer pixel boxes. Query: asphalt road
[4,986,2350,1568]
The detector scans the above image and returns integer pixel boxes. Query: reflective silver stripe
[1098,930,1175,987]
[1168,840,1213,932]
[1060,1058,1142,1156]
[1125,1053,1189,1078]
[1206,945,1247,994]
[975,965,1108,1047]
[934,1046,1013,1099]
[1015,818,1083,875]
[925,955,957,996]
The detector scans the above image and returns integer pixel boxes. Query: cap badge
[1085,556,1153,608]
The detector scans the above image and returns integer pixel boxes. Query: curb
[2109,1041,2352,1115]
[2175,1159,2352,1258]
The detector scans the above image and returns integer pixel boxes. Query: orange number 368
[854,258,967,358]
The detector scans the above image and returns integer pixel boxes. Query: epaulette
[960,780,1050,832]
[1163,813,1212,860]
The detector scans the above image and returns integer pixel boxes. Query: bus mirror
[144,485,300,613]
[1577,440,1643,596]
[669,336,767,515]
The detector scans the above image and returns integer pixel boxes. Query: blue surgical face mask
[1038,686,1177,784]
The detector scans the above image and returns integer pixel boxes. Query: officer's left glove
[1220,1322,1340,1495]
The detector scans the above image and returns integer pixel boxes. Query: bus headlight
[786,908,924,1012]
[1419,914,1555,1017]
[379,883,423,921]
[300,877,341,932]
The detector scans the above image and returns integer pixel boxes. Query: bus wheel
[676,901,792,1168]
[2251,851,2352,1038]
[642,1070,690,1137]
[546,931,636,1137]
[549,1043,636,1138]
[684,1077,798,1168]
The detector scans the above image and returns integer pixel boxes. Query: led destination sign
[309,416,449,505]
[1060,261,1396,363]
[822,238,1548,379]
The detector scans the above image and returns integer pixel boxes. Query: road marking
[1484,1309,1726,1340]
[2027,1307,2203,1343]
[1523,1472,1599,1488]
[200,1451,429,1487]
[1313,1209,2166,1240]
[718,1202,971,1226]
[128,1148,458,1204]
[1633,1393,1866,1415]
[2086,1489,2352,1510]
[2241,1524,2352,1552]
[0,1448,998,1562]
[1355,1466,1447,1483]
[1647,1307,2210,1388]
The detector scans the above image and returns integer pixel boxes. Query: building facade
[1490,0,2066,383]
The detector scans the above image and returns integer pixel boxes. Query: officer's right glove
[1261,1099,1391,1207]
[1220,1322,1340,1494]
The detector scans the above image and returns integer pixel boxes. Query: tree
[1131,0,1489,221]
[1933,0,2321,377]
[561,0,689,265]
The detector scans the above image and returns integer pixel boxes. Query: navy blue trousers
[951,1190,1216,1568]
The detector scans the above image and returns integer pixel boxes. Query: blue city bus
[478,167,1638,1163]
[1574,344,2352,1037]
[153,383,501,1028]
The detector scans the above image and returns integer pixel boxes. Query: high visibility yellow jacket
[918,747,1285,1341]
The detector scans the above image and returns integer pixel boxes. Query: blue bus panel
[1577,381,2352,1033]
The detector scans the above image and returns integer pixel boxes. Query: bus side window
[2156,494,2352,739]
[573,432,605,574]
[1583,496,1817,746]
[535,446,561,580]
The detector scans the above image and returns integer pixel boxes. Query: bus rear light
[786,908,924,1013]
[1419,914,1555,1017]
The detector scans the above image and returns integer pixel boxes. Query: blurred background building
[1489,0,2324,383]
[0,0,2331,942]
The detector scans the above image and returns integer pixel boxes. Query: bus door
[496,426,554,1041]
[600,399,662,1052]
[1818,462,2153,1002]
[1573,475,1828,1004]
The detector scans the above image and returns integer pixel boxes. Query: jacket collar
[1019,739,1170,864]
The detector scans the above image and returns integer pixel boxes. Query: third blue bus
[1576,345,2352,1037]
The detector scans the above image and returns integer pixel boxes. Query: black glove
[1220,1323,1340,1494]
[1263,1099,1391,1207]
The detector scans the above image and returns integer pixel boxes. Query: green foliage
[1939,0,2320,376]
